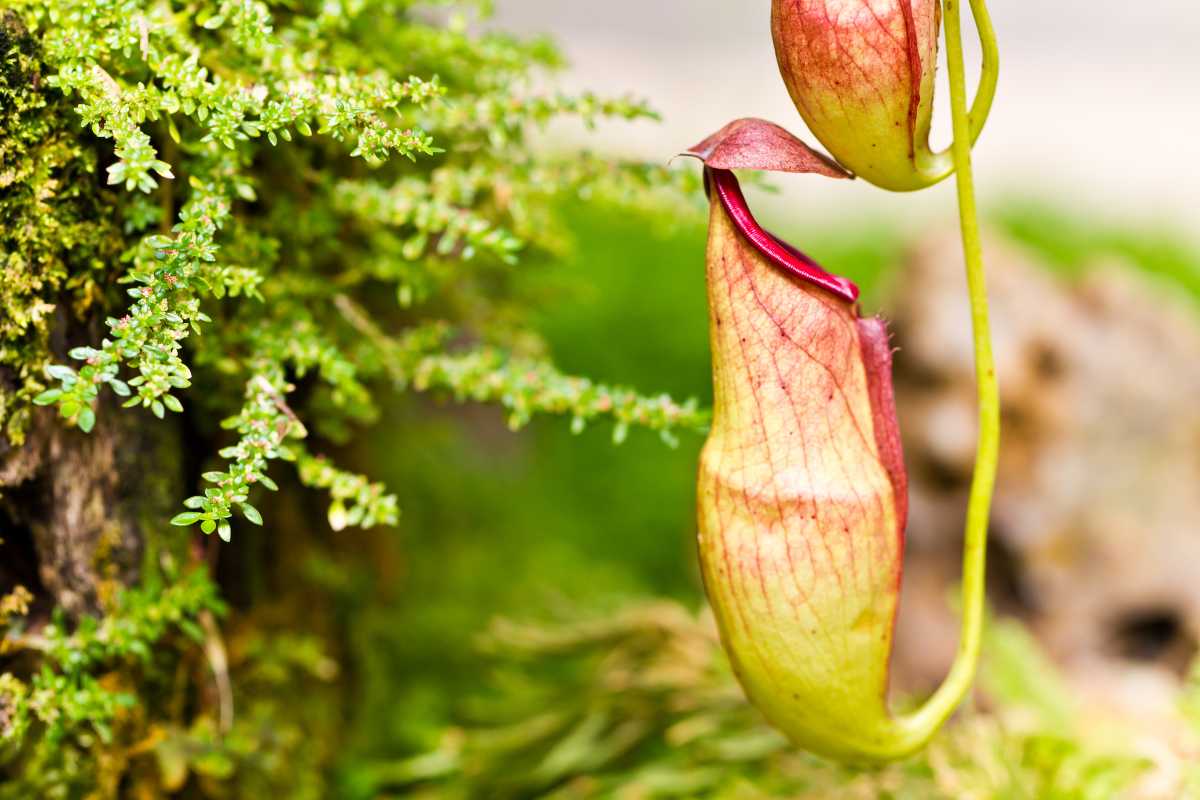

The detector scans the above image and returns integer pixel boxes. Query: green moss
[0,11,121,446]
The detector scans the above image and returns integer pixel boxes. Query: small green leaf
[151,400,165,419]
[179,620,204,642]
[32,389,62,406]
[170,512,201,526]
[46,364,76,382]
[163,395,183,413]
[217,521,232,542]
[240,504,263,525]
[612,421,629,445]
[109,379,131,397]
[201,519,216,535]
[328,501,347,532]
[60,401,81,419]
[77,407,96,433]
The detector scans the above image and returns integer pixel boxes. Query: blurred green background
[296,192,1200,795]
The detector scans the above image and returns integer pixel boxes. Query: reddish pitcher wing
[857,317,908,532]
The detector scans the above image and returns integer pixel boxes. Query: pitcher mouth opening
[704,167,859,304]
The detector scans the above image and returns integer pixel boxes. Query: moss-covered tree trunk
[0,399,183,617]
[0,13,173,618]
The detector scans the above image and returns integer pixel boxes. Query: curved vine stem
[963,0,999,143]
[888,0,1000,755]
[914,0,1000,184]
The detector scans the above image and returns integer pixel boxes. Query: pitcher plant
[688,0,1001,761]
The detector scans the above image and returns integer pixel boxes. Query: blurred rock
[886,230,1200,719]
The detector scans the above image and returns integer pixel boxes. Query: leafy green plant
[0,0,705,793]
[0,569,224,798]
[9,0,704,541]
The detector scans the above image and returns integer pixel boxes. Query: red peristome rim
[707,168,860,304]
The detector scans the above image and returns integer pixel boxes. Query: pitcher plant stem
[892,0,1001,754]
